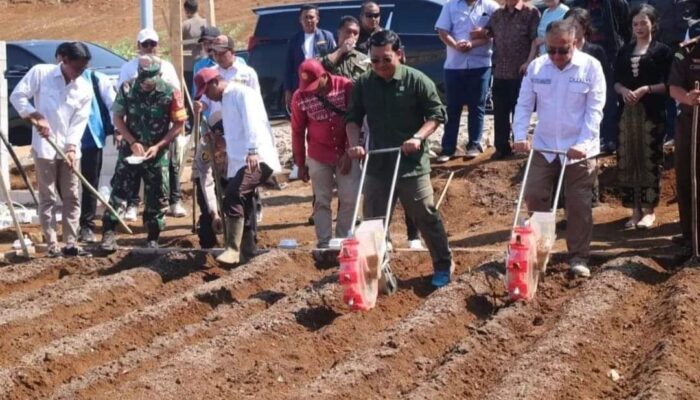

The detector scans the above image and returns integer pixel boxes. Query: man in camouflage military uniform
[669,35,700,251]
[320,16,370,82]
[101,55,188,250]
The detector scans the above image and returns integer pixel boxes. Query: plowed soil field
[1,151,699,399]
[1,2,699,398]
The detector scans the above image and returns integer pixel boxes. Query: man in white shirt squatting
[193,68,281,265]
[512,19,606,278]
[10,41,94,258]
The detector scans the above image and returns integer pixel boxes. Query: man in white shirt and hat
[194,67,281,265]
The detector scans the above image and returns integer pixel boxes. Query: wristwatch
[412,133,423,141]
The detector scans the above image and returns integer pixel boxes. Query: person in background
[613,4,672,229]
[435,0,500,162]
[321,16,371,81]
[191,25,222,101]
[118,28,184,221]
[649,0,695,144]
[484,0,540,160]
[345,31,454,288]
[182,0,207,90]
[668,32,700,250]
[291,60,359,249]
[356,1,382,54]
[195,68,281,265]
[530,0,569,58]
[565,7,610,208]
[512,20,606,278]
[569,0,631,154]
[10,42,94,257]
[284,4,336,181]
[102,56,187,251]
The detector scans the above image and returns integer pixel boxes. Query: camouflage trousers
[103,151,170,241]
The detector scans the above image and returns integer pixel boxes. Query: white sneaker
[124,206,138,222]
[407,239,424,250]
[170,202,187,218]
[636,212,656,229]
[570,260,591,278]
[289,164,300,181]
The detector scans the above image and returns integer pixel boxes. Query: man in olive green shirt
[346,30,454,288]
[320,15,370,82]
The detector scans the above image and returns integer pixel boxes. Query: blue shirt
[538,4,570,54]
[435,0,501,70]
[80,70,116,150]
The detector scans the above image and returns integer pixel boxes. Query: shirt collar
[506,1,524,12]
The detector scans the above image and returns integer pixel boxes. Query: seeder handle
[349,147,402,237]
[512,148,570,231]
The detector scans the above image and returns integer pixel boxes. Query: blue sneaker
[431,262,455,288]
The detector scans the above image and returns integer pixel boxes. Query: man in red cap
[194,68,281,265]
[291,59,358,249]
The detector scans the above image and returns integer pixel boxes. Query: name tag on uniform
[569,76,590,84]
[531,78,551,84]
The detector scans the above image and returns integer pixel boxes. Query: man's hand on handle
[513,140,531,153]
[347,146,366,160]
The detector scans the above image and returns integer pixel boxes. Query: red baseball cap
[298,59,327,92]
[193,67,220,100]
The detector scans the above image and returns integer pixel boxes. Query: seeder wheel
[379,261,398,295]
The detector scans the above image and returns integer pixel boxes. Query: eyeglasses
[364,12,380,19]
[140,40,158,48]
[546,45,571,55]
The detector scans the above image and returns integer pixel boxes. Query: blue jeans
[442,67,491,155]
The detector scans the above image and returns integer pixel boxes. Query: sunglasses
[546,45,571,55]
[140,40,158,48]
[364,12,380,19]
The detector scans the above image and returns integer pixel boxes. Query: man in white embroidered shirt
[10,41,93,258]
[512,20,606,278]
[194,67,281,265]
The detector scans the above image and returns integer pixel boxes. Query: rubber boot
[216,217,244,265]
[240,227,257,263]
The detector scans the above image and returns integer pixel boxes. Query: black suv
[247,0,445,117]
[5,40,125,146]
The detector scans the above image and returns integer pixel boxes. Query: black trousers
[79,146,103,231]
[492,78,522,155]
[224,164,273,238]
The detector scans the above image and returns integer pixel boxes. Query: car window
[391,0,441,34]
[15,42,125,70]
[6,45,41,71]
[254,4,394,40]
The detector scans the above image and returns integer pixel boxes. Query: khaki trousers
[524,152,596,261]
[307,158,360,247]
[34,155,81,248]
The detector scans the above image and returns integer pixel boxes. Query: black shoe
[146,240,159,249]
[672,234,691,248]
[491,150,512,160]
[308,215,315,226]
[79,227,96,243]
[62,245,91,257]
[100,231,118,252]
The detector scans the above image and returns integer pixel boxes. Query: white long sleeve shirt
[117,57,181,90]
[513,50,606,164]
[221,81,281,177]
[10,63,93,159]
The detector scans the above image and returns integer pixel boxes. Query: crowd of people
[7,0,700,288]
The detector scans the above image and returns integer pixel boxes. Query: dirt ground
[1,1,699,399]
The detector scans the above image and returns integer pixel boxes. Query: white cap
[137,28,159,43]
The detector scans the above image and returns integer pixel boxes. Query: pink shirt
[291,75,353,166]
